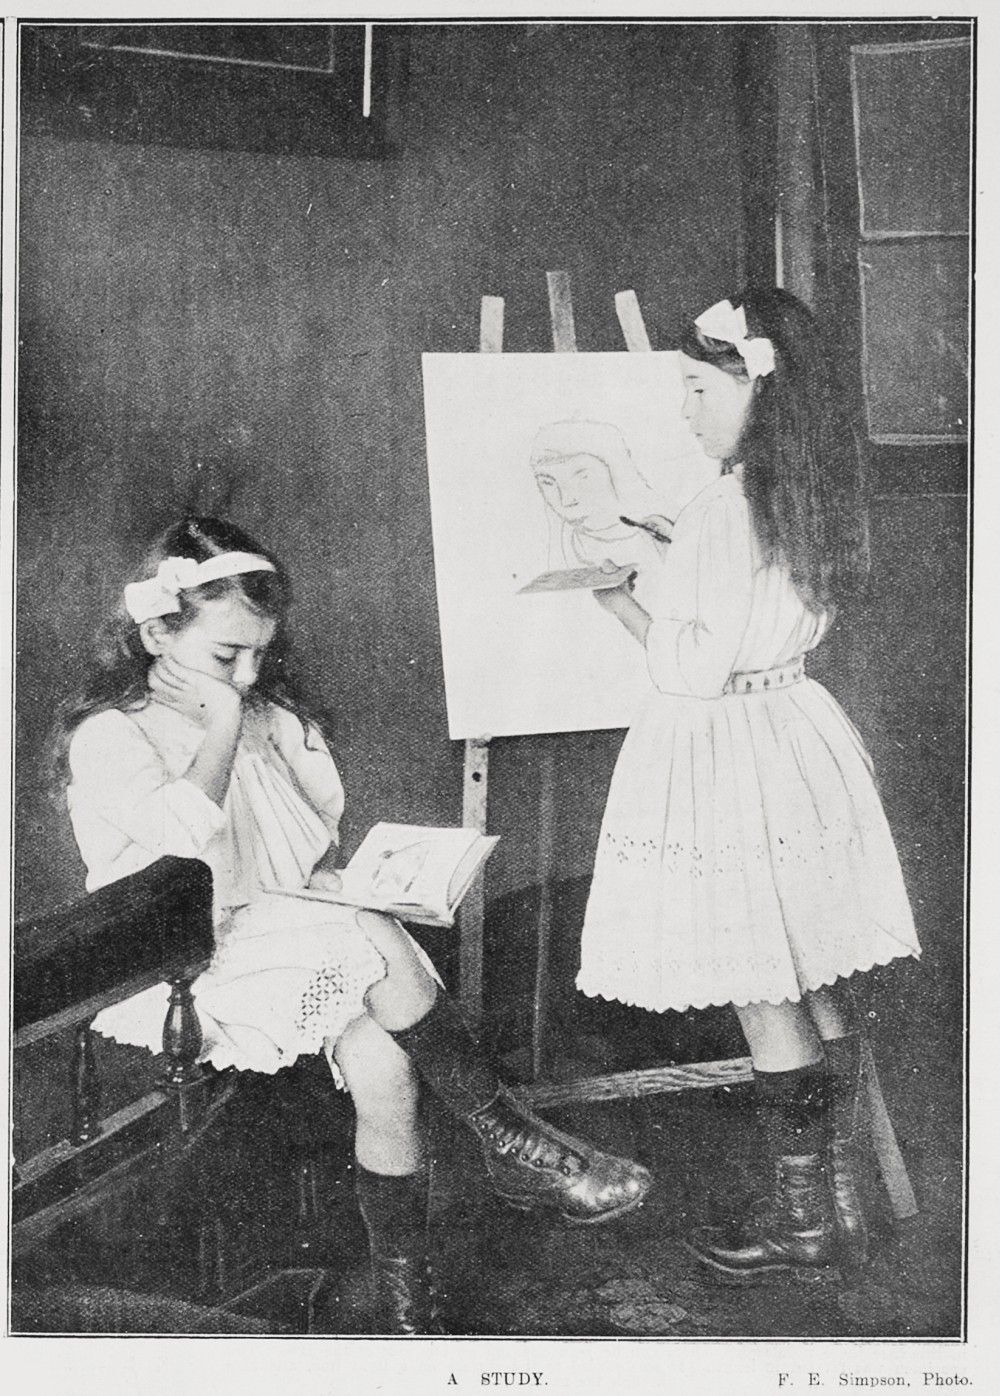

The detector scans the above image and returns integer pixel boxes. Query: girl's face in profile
[679,353,755,461]
[532,452,620,532]
[149,594,276,694]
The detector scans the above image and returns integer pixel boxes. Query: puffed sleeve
[643,484,754,698]
[68,710,226,859]
[266,706,346,844]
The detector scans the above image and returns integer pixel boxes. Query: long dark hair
[51,517,330,789]
[680,286,870,612]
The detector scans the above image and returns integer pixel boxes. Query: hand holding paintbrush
[619,513,674,544]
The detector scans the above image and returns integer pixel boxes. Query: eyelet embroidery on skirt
[600,823,863,879]
[295,944,387,1055]
[602,832,659,866]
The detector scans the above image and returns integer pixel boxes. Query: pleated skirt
[577,678,920,1013]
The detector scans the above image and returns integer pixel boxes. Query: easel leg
[460,736,490,1030]
[525,272,579,1074]
[455,293,505,1029]
[862,1040,919,1219]
[531,744,557,1080]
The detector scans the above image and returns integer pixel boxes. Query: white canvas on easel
[422,350,717,739]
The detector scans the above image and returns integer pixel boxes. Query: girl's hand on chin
[149,656,242,728]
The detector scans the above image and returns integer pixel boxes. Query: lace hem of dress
[576,945,920,1015]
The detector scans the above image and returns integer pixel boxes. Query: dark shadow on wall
[16,21,746,917]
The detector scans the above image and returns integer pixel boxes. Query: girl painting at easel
[578,288,921,1281]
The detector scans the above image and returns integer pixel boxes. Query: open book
[517,562,637,594]
[266,822,499,929]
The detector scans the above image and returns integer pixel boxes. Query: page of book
[337,823,497,921]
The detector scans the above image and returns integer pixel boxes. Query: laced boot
[685,1065,837,1283]
[354,1164,444,1335]
[389,993,652,1226]
[824,1033,870,1268]
[466,1086,651,1224]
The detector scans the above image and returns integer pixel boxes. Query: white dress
[67,701,436,1085]
[576,472,921,1013]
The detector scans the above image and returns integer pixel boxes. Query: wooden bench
[12,856,220,1256]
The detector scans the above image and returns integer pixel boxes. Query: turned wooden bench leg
[160,974,204,1132]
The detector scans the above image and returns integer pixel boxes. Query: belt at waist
[723,657,805,696]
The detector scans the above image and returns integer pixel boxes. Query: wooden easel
[456,272,917,1223]
[459,270,571,1085]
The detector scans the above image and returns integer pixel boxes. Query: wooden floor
[10,1038,962,1338]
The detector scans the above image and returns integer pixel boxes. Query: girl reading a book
[577,289,921,1280]
[54,515,651,1334]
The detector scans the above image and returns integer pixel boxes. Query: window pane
[851,39,971,235]
[859,238,969,442]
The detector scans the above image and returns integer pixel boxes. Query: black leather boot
[686,1152,836,1282]
[389,994,652,1225]
[354,1164,443,1335]
[824,1033,870,1268]
[685,1065,837,1282]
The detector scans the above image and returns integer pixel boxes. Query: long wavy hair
[50,517,331,790]
[679,286,870,612]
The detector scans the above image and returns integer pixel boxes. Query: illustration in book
[266,822,499,928]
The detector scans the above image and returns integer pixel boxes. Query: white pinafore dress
[67,701,438,1085]
[576,471,921,1013]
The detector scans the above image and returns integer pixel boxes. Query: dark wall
[16,23,966,1065]
[826,495,967,1092]
[16,24,744,914]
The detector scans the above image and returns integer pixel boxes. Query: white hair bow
[123,552,275,624]
[694,299,775,380]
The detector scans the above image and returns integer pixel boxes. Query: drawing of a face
[531,451,621,533]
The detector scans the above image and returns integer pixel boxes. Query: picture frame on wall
[19,21,388,160]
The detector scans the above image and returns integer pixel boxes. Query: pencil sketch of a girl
[528,417,717,590]
[529,418,672,573]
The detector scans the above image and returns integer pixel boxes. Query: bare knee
[334,1013,420,1123]
[356,912,435,987]
[356,911,437,1029]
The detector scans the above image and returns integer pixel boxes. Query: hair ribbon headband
[124,552,276,624]
[694,300,775,380]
